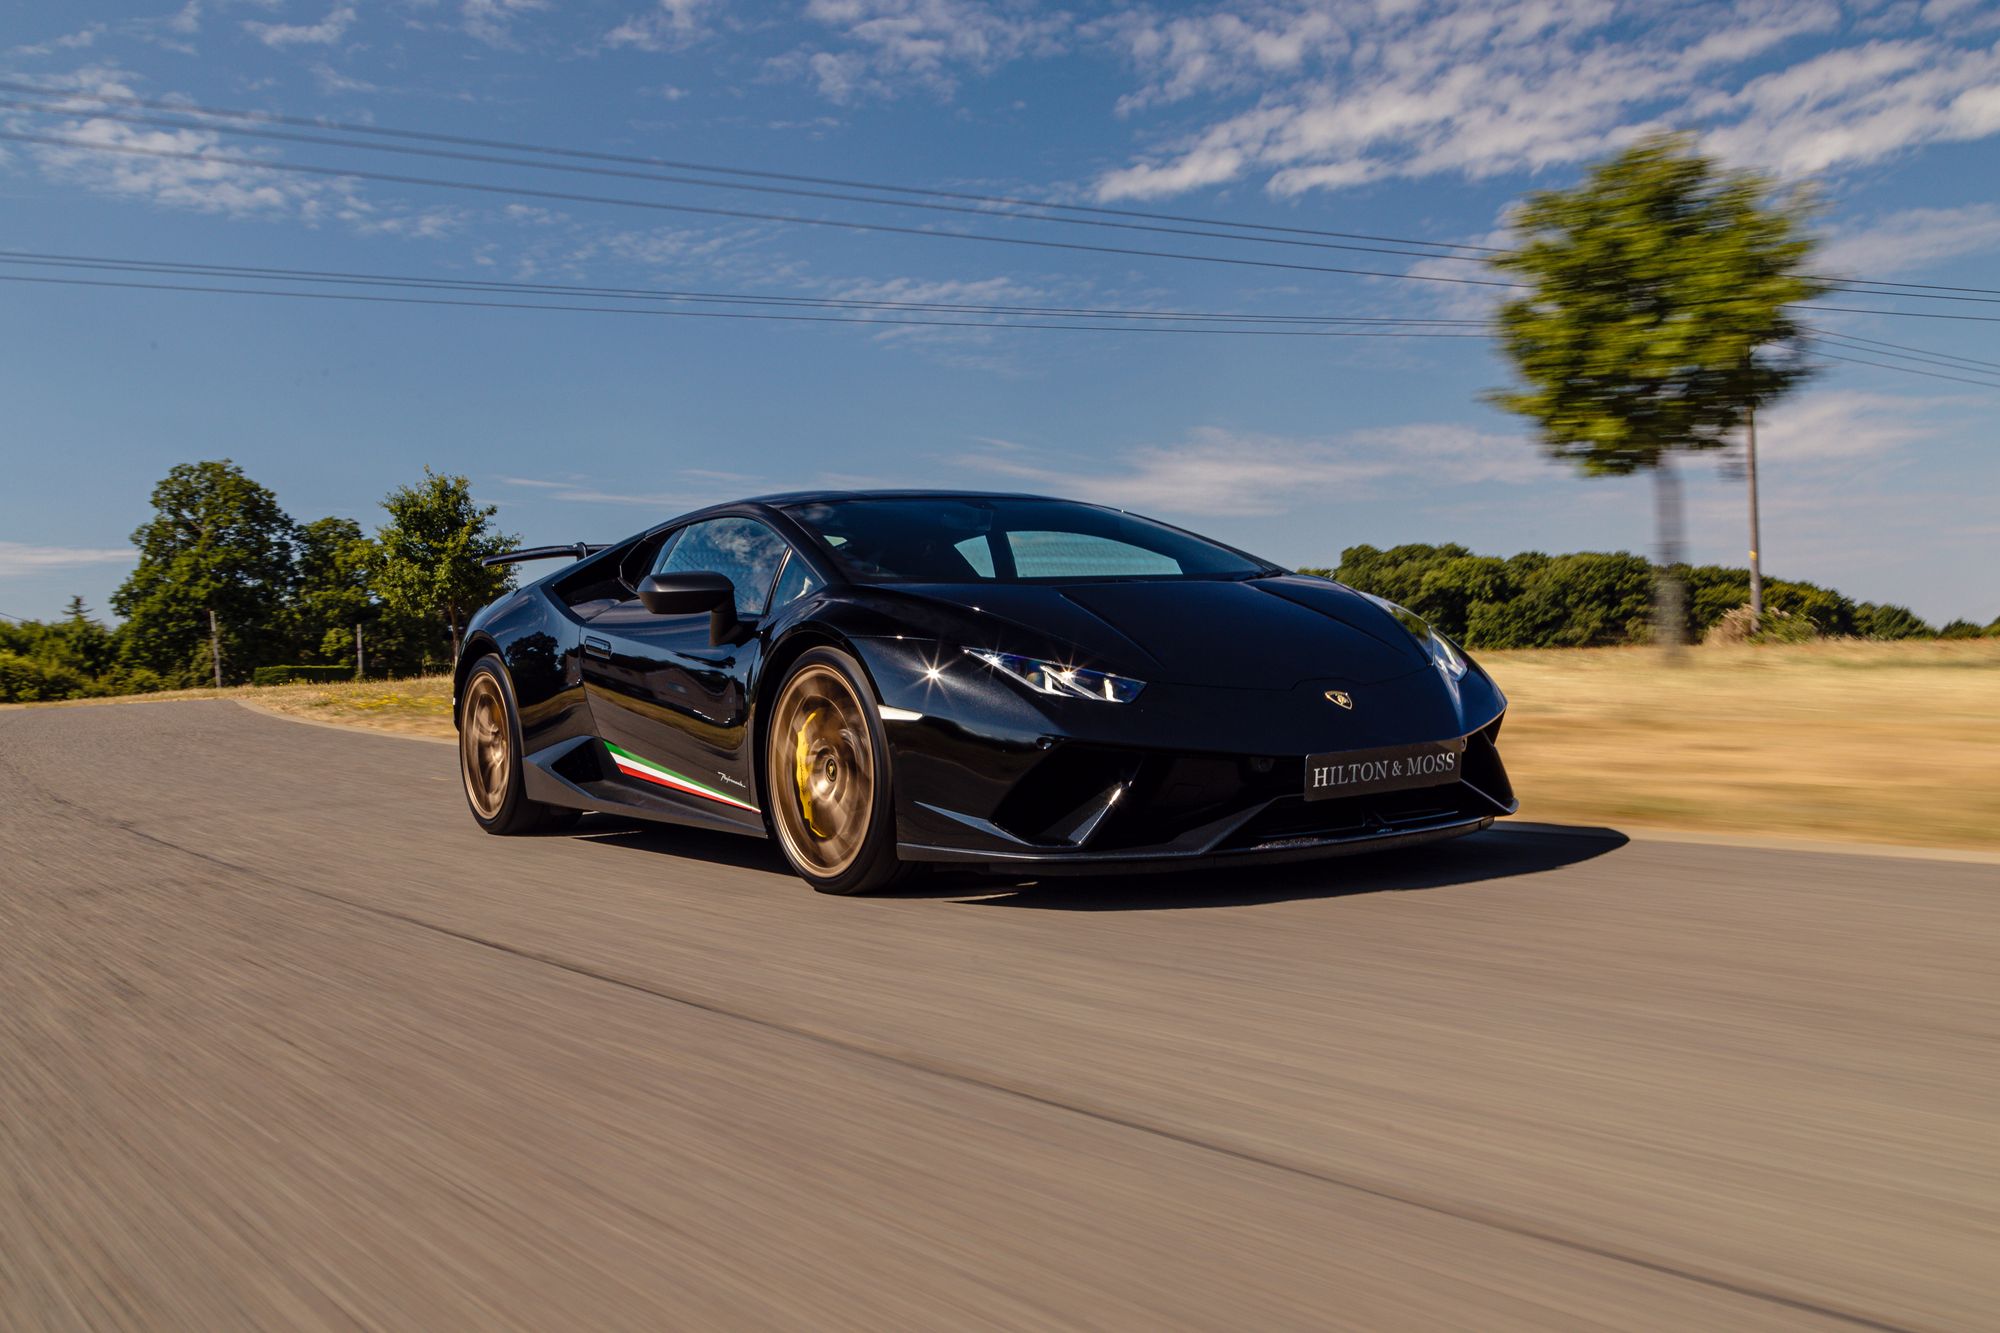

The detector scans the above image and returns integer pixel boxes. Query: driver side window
[653,517,791,617]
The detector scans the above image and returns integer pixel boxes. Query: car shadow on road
[563,815,792,874]
[559,816,1630,911]
[918,824,1631,910]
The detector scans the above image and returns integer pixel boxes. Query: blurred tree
[1936,619,1986,640]
[1489,133,1826,652]
[373,468,517,667]
[112,461,298,685]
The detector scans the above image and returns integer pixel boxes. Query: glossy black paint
[456,491,1517,872]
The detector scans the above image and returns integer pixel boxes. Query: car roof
[748,488,1060,506]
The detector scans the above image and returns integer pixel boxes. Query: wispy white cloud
[1818,204,2000,277]
[498,474,746,508]
[124,2,203,54]
[19,80,337,217]
[826,273,1044,340]
[310,62,380,96]
[339,202,470,239]
[774,0,1071,102]
[1091,0,2000,200]
[243,4,355,48]
[603,0,721,52]
[10,23,107,58]
[0,542,134,577]
[463,0,548,48]
[6,73,477,231]
[1752,388,1966,463]
[950,389,1951,519]
[952,423,1532,516]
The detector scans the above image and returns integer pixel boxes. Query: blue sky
[3,0,1997,625]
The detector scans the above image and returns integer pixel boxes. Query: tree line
[1,460,516,701]
[1305,544,1994,650]
[7,461,1992,704]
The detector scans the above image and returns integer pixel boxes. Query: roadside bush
[252,664,358,686]
[0,651,87,702]
[1855,602,1933,640]
[87,665,170,697]
[1703,605,1818,645]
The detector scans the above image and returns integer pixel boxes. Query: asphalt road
[2,701,1995,1331]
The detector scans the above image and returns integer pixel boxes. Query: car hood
[870,575,1428,689]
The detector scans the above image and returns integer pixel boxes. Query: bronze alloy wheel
[460,670,511,821]
[768,661,877,880]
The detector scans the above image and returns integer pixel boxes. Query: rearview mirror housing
[637,571,732,615]
[636,571,747,645]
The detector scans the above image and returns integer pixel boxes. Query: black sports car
[454,492,1516,893]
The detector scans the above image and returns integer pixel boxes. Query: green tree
[1937,619,1986,640]
[57,597,120,676]
[373,468,517,666]
[294,517,381,668]
[1502,552,1654,647]
[1854,603,1932,640]
[111,461,298,685]
[1489,133,1826,650]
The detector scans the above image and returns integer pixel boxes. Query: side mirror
[637,571,732,615]
[637,572,747,645]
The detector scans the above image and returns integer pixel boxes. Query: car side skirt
[521,735,770,838]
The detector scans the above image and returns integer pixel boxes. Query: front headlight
[964,649,1146,703]
[1358,592,1468,681]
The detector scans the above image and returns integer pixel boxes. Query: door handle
[582,635,612,659]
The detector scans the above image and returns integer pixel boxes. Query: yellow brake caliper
[794,709,827,837]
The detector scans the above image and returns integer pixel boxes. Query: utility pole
[1746,401,1763,634]
[208,607,224,688]
[356,621,365,681]
[1652,457,1686,657]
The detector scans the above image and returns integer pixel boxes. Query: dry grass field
[1485,638,2000,850]
[9,639,1996,850]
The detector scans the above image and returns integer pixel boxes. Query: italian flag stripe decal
[604,742,760,813]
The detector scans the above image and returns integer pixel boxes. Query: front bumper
[893,717,1516,872]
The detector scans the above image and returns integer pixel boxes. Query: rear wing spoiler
[481,543,612,568]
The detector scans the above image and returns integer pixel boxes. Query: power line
[0,79,1503,257]
[23,97,2000,313]
[0,272,1498,336]
[1807,274,2000,299]
[16,85,2000,307]
[1802,331,2000,378]
[0,97,1493,268]
[1802,342,2000,389]
[0,128,1533,294]
[1799,326,2000,374]
[13,110,2000,324]
[1787,302,2000,324]
[0,250,1488,325]
[17,256,1999,396]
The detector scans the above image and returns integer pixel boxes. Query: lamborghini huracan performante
[454,492,1516,894]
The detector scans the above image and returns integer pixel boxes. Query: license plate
[1305,738,1467,801]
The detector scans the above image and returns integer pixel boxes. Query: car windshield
[783,497,1276,584]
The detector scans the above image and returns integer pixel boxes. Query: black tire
[458,654,579,836]
[763,647,913,894]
